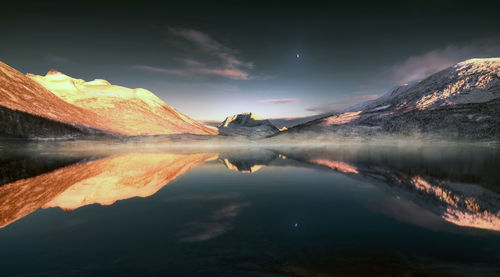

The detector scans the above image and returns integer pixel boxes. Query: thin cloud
[183,58,205,67]
[133,65,249,80]
[260,98,299,104]
[132,65,190,76]
[134,28,253,80]
[168,28,223,53]
[168,28,254,69]
[198,68,249,80]
[390,40,500,84]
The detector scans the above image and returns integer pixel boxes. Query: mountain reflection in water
[0,152,216,228]
[0,143,498,233]
[1,142,499,276]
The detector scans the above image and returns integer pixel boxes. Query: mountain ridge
[281,58,500,139]
[28,69,217,136]
[0,61,216,138]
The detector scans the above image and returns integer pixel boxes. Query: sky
[2,1,500,121]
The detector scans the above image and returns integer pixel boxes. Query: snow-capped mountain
[0,62,117,138]
[345,58,499,112]
[0,61,216,138]
[218,112,279,137]
[28,69,217,136]
[286,58,500,139]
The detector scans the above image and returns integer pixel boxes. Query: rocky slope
[28,69,217,136]
[0,61,216,138]
[218,112,279,137]
[269,113,332,130]
[0,62,119,138]
[285,58,500,139]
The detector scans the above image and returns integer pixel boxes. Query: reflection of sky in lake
[0,144,499,276]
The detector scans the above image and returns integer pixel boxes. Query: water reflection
[219,149,277,173]
[0,152,216,228]
[279,147,500,232]
[0,144,499,233]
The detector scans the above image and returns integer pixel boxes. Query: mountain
[204,113,332,130]
[218,112,279,137]
[0,62,119,138]
[28,69,217,136]
[284,58,500,139]
[0,61,216,138]
[268,113,332,130]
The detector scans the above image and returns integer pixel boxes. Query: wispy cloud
[133,64,249,79]
[168,28,254,69]
[132,65,190,76]
[183,58,205,67]
[259,98,298,104]
[134,28,253,80]
[390,40,500,84]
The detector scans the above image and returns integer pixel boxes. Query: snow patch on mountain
[29,71,166,108]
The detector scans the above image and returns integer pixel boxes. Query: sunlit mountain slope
[285,58,500,139]
[28,70,217,136]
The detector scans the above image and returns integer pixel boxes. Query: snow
[29,71,165,108]
[370,104,391,112]
[342,58,500,113]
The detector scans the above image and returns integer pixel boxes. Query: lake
[0,141,499,276]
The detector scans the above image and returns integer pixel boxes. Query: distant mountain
[218,112,279,137]
[0,61,216,138]
[285,58,500,139]
[203,113,331,130]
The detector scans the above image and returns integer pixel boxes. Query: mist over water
[0,139,499,276]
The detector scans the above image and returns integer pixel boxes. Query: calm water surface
[0,142,499,276]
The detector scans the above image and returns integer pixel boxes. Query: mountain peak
[289,57,500,139]
[456,57,500,66]
[219,112,279,137]
[220,112,265,128]
[3,63,218,136]
[46,69,62,75]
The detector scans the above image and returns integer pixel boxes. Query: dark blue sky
[2,1,500,120]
